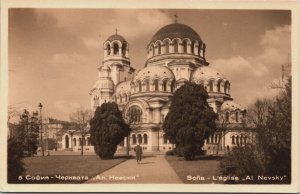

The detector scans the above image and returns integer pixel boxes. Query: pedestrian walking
[134,143,143,164]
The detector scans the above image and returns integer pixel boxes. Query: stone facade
[88,21,251,153]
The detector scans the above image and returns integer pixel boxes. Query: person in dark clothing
[134,143,143,164]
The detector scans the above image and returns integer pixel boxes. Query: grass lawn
[165,155,224,184]
[19,155,128,184]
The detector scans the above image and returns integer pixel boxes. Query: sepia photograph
[1,0,299,193]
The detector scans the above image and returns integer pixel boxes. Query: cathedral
[61,18,252,155]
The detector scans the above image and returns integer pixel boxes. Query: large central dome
[151,23,201,43]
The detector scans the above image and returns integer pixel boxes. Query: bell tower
[103,29,135,85]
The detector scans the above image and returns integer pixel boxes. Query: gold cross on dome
[174,14,178,23]
[115,28,118,35]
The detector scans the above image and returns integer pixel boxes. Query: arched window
[94,96,99,106]
[157,43,161,55]
[231,136,235,144]
[235,112,239,122]
[65,135,69,148]
[210,135,214,143]
[207,137,210,144]
[244,136,247,144]
[143,134,148,144]
[138,134,142,144]
[122,43,127,56]
[224,82,229,93]
[107,44,111,55]
[225,112,230,122]
[163,134,168,144]
[183,40,188,53]
[132,135,136,144]
[152,45,155,56]
[209,80,214,92]
[171,80,175,93]
[138,81,142,92]
[87,137,90,146]
[240,136,243,145]
[236,136,240,145]
[113,43,119,55]
[146,79,150,91]
[215,135,218,143]
[161,114,165,122]
[217,81,221,92]
[79,137,82,146]
[162,80,167,91]
[127,105,143,123]
[165,41,169,53]
[73,138,76,146]
[227,145,230,151]
[173,40,179,53]
[198,44,201,55]
[154,79,159,91]
[191,42,195,54]
[83,138,86,146]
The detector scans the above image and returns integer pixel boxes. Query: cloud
[211,24,291,106]
[37,9,170,49]
[53,100,82,120]
[51,52,87,67]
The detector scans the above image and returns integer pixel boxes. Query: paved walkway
[87,153,182,184]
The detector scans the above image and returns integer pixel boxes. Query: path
[87,153,182,184]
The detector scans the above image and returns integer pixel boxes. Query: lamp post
[38,103,44,156]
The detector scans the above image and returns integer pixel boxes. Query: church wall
[87,23,249,155]
[150,130,159,151]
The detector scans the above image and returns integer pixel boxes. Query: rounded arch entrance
[65,135,69,148]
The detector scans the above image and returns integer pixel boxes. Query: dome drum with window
[147,23,206,59]
[191,66,231,95]
[104,34,129,58]
[221,101,246,123]
[132,66,176,95]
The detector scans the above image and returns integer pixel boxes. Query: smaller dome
[133,66,175,82]
[221,101,245,111]
[93,78,114,90]
[115,81,131,94]
[191,66,226,82]
[106,34,127,42]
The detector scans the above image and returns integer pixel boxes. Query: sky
[8,9,291,121]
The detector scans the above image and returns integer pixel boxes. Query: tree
[214,115,230,156]
[70,109,92,156]
[11,109,40,157]
[220,77,291,183]
[90,102,130,159]
[163,82,217,160]
[7,137,25,183]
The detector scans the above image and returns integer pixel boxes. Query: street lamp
[38,103,44,156]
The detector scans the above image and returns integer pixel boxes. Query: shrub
[7,138,25,183]
[165,150,175,156]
